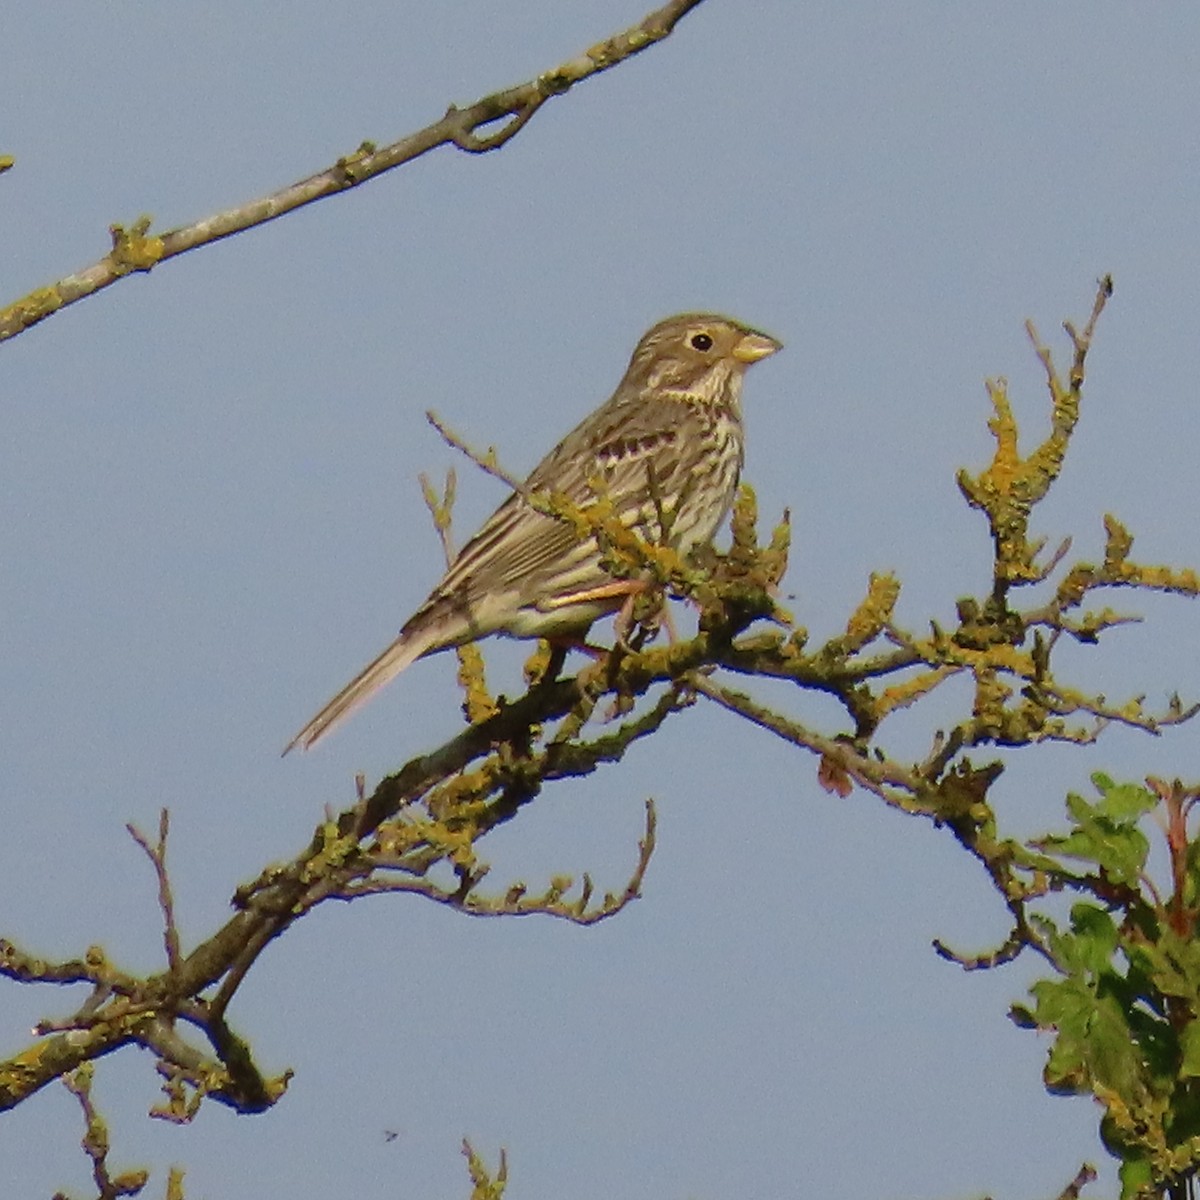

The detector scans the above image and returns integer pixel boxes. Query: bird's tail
[283,629,429,754]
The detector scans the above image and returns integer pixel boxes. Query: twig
[0,0,710,343]
[425,407,700,601]
[419,468,458,566]
[1026,535,1073,585]
[1055,1162,1098,1200]
[686,673,927,810]
[344,798,656,925]
[426,409,529,498]
[58,1064,150,1200]
[126,810,182,977]
[0,938,139,993]
[206,921,277,1026]
[932,915,1046,970]
[419,466,504,717]
[1038,684,1200,734]
[462,1140,508,1200]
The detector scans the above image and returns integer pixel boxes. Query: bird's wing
[405,399,698,631]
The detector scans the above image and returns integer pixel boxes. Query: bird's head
[626,313,782,400]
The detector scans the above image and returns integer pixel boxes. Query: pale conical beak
[731,330,783,363]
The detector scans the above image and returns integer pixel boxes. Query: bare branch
[685,673,927,812]
[933,914,1051,971]
[0,0,710,344]
[426,409,530,498]
[343,799,657,925]
[126,810,182,978]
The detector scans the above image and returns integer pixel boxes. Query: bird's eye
[690,332,714,351]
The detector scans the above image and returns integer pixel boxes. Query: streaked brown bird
[286,313,781,752]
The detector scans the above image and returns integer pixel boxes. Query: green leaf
[1135,929,1200,1002]
[1038,777,1154,884]
[1041,820,1149,885]
[1084,995,1141,1097]
[1118,1154,1153,1200]
[1069,902,1118,975]
[1044,1027,1089,1095]
[1092,776,1158,822]
[1029,977,1089,1028]
[1037,828,1103,864]
[1096,823,1150,886]
[1165,1087,1200,1145]
[1065,790,1094,824]
[1008,1003,1037,1030]
[1030,978,1094,1094]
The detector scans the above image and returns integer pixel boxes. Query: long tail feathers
[283,630,429,754]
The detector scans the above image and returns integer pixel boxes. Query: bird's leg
[541,578,647,610]
[612,582,663,653]
[657,599,680,644]
[613,591,639,652]
[542,578,653,654]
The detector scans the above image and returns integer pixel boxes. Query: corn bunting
[286,313,780,752]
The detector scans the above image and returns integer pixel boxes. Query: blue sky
[4,3,1200,1197]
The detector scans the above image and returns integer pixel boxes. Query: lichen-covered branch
[58,1064,151,1199]
[957,274,1112,603]
[462,1140,508,1200]
[0,0,709,344]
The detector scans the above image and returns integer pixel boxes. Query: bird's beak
[731,330,783,363]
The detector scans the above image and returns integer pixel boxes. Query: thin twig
[344,798,656,925]
[1038,684,1200,734]
[932,911,1050,970]
[426,409,529,498]
[686,673,927,810]
[126,809,182,977]
[0,938,139,992]
[419,468,458,566]
[60,1064,149,1200]
[1055,1162,1098,1200]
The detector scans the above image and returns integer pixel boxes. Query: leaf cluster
[1014,776,1200,1199]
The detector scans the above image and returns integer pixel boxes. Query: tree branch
[0,0,709,344]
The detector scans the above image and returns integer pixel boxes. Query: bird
[285,312,781,753]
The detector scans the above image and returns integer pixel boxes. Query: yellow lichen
[456,644,499,724]
[108,216,164,274]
